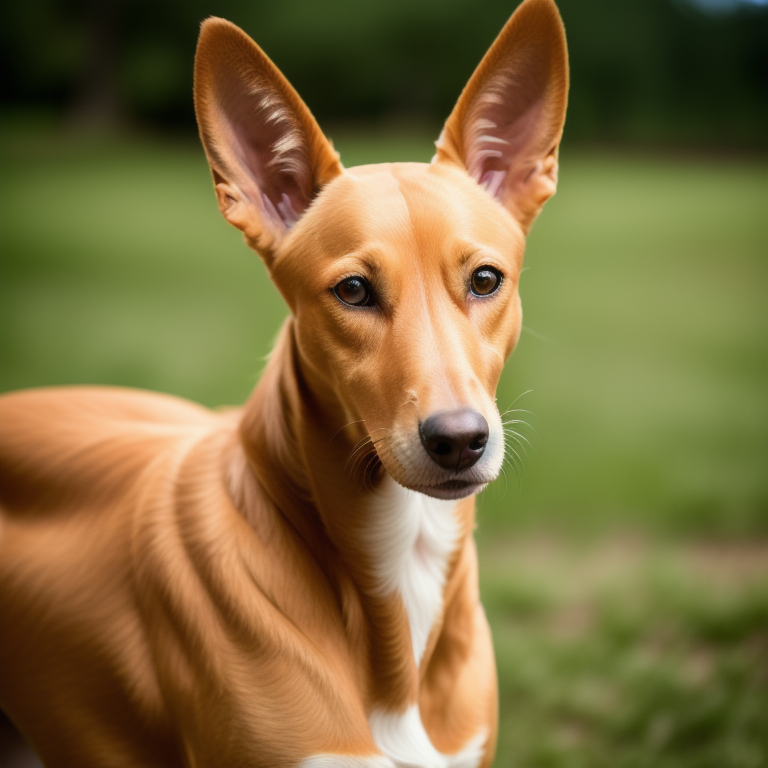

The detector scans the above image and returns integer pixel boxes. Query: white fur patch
[299,756,395,768]
[369,706,443,767]
[364,475,459,666]
[369,705,486,768]
[445,731,488,768]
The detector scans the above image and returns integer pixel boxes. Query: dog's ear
[194,18,342,261]
[435,0,568,234]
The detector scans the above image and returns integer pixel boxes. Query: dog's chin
[409,479,488,501]
[376,444,499,500]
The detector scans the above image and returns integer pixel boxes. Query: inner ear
[194,18,342,258]
[211,67,312,229]
[435,0,568,233]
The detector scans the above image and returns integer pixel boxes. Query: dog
[0,1,567,765]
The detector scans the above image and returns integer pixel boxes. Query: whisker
[502,431,527,461]
[503,454,522,483]
[504,438,528,462]
[365,453,382,489]
[502,419,539,440]
[346,435,372,460]
[350,446,375,481]
[344,428,391,470]
[521,326,554,343]
[347,434,391,483]
[351,451,371,487]
[497,465,508,501]
[501,434,524,472]
[504,443,527,478]
[496,392,538,491]
[505,428,534,453]
[345,438,372,475]
[500,390,533,415]
[331,419,366,443]
[359,450,381,493]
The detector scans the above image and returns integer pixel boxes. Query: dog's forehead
[297,161,523,263]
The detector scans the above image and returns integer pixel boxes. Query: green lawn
[480,535,768,768]
[1,123,767,766]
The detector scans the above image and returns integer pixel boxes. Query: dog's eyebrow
[331,252,384,278]
[458,245,504,267]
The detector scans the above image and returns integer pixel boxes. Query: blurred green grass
[1,124,767,766]
[480,536,768,768]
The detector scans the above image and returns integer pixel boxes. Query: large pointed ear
[194,18,342,260]
[435,0,568,234]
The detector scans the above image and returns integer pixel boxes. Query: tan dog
[0,1,567,765]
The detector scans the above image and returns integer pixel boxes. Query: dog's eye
[333,276,373,307]
[470,266,503,297]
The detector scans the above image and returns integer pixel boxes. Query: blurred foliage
[1,0,767,147]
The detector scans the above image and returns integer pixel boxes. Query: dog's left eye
[333,276,373,307]
[470,266,503,297]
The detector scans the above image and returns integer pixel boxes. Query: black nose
[420,408,489,471]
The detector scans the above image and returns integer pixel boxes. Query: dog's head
[194,0,568,500]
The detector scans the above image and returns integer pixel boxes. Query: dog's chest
[312,477,483,768]
[362,478,487,767]
[363,475,459,666]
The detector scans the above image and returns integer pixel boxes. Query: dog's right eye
[333,277,373,307]
[470,266,503,297]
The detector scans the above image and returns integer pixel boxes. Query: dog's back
[0,387,219,509]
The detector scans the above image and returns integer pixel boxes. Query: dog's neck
[232,318,476,711]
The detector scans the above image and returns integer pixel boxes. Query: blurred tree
[1,0,766,147]
[68,0,126,128]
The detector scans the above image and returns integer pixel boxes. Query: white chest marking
[364,479,485,767]
[364,475,459,666]
[298,756,395,768]
[369,705,487,768]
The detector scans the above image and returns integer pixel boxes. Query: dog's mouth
[410,478,487,501]
[371,418,503,501]
[373,434,501,501]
